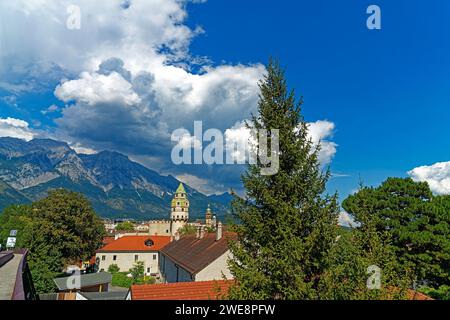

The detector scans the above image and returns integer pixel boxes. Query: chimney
[199,226,206,239]
[216,222,223,241]
[196,226,202,239]
[174,232,180,241]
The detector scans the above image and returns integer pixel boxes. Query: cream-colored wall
[171,220,186,236]
[96,251,160,275]
[195,250,233,282]
[148,222,171,236]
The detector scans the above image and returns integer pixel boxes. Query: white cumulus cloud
[0,118,35,141]
[55,72,141,106]
[408,161,450,195]
[307,120,337,165]
[338,211,358,228]
[224,120,337,165]
[0,0,336,193]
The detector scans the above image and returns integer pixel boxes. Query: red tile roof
[131,280,234,300]
[97,235,171,253]
[407,290,434,300]
[103,237,115,245]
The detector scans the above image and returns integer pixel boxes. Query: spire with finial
[205,203,213,227]
[175,182,186,195]
[170,183,189,235]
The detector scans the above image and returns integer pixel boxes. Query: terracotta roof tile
[97,235,171,252]
[103,237,115,245]
[131,280,233,300]
[407,290,434,300]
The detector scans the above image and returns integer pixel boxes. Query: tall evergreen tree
[228,60,339,299]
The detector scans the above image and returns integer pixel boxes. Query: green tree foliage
[30,190,105,264]
[116,221,135,232]
[179,224,197,235]
[112,272,133,288]
[419,284,450,300]
[0,189,106,293]
[228,60,340,299]
[0,205,32,248]
[343,178,450,289]
[108,264,120,274]
[320,185,412,299]
[130,261,145,284]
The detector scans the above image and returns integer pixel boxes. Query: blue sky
[0,0,449,204]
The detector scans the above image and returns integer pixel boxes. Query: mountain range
[0,137,233,220]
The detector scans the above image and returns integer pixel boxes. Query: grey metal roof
[53,272,112,291]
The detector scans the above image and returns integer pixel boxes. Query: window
[177,202,180,205]
[102,255,106,261]
[113,255,117,261]
[153,254,157,260]
[135,255,139,261]
[147,267,151,273]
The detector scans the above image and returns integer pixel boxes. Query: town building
[159,223,235,283]
[96,235,171,276]
[129,280,233,300]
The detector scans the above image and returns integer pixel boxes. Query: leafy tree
[343,178,450,289]
[228,60,339,299]
[0,189,106,293]
[0,205,32,248]
[112,272,133,288]
[30,189,106,265]
[320,185,412,299]
[419,284,450,300]
[130,261,145,284]
[116,221,135,232]
[108,264,120,274]
[143,275,156,284]
[179,224,197,235]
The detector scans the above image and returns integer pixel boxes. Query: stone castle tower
[205,204,213,228]
[170,183,189,235]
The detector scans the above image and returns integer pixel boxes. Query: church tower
[205,204,213,228]
[170,183,189,235]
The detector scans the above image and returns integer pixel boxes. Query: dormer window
[144,239,154,247]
